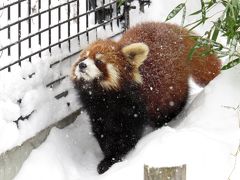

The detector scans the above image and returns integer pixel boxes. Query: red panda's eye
[95,59,103,65]
[80,57,87,61]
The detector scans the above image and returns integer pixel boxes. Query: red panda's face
[71,40,149,91]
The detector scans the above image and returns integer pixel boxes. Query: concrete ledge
[0,108,82,180]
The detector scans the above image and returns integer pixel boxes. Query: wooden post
[144,164,186,180]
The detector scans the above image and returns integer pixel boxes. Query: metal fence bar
[0,0,27,10]
[18,1,22,66]
[0,0,79,31]
[103,0,106,29]
[38,0,42,57]
[139,0,151,13]
[58,0,61,48]
[86,0,89,42]
[77,0,80,42]
[67,0,71,52]
[0,1,118,52]
[110,2,113,31]
[50,49,82,68]
[7,5,11,56]
[48,0,52,54]
[49,29,124,70]
[0,15,123,71]
[28,0,32,62]
[0,15,84,52]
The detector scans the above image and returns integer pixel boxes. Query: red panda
[71,22,221,174]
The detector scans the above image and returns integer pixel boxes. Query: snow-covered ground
[1,0,240,180]
[14,65,240,180]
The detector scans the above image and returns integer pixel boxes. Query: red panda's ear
[79,49,88,57]
[122,43,149,84]
[122,43,149,68]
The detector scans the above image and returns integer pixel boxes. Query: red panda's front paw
[97,157,122,174]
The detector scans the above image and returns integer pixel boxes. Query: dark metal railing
[0,0,127,72]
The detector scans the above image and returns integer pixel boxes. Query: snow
[0,0,240,180]
[0,59,80,153]
[13,64,240,180]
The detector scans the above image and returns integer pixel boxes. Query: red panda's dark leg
[87,90,147,174]
[94,113,146,174]
[97,131,142,174]
[97,156,122,174]
[78,83,147,174]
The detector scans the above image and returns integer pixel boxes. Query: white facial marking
[86,51,90,56]
[96,53,103,60]
[100,64,120,90]
[75,58,102,81]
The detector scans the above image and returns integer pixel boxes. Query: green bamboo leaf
[189,9,202,16]
[201,0,206,23]
[188,16,210,32]
[188,41,200,60]
[168,0,240,71]
[228,4,236,20]
[200,49,213,57]
[165,3,185,21]
[211,26,220,41]
[212,41,223,51]
[185,19,202,28]
[206,0,216,8]
[188,19,204,32]
[181,5,187,26]
[190,0,217,16]
[222,0,229,7]
[221,58,240,70]
[232,0,238,10]
[206,26,214,39]
[188,47,196,61]
[117,0,125,7]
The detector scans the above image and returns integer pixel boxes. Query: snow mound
[0,59,80,154]
[15,65,240,180]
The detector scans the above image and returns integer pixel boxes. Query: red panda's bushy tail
[181,29,221,87]
[189,52,221,86]
[184,33,221,86]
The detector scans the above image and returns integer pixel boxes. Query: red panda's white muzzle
[74,58,102,81]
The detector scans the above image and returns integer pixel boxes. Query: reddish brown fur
[71,22,221,173]
[118,22,221,120]
[72,22,221,124]
[72,40,135,90]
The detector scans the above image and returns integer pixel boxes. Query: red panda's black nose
[79,62,87,71]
